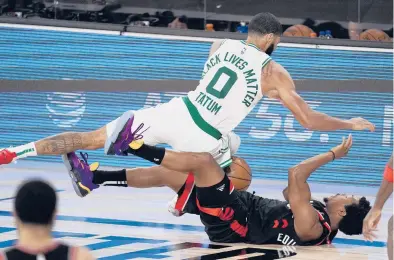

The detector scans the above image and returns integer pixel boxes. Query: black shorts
[176,174,249,243]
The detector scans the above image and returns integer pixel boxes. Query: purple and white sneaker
[62,152,99,197]
[104,111,148,156]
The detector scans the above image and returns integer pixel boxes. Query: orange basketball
[283,24,314,37]
[228,156,252,191]
[359,29,391,42]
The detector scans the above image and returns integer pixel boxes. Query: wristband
[329,151,336,161]
[384,164,393,183]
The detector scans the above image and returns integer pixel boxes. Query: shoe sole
[61,154,87,198]
[104,110,134,155]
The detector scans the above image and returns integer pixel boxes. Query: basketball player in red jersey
[0,179,94,260]
[363,153,393,260]
[64,134,371,245]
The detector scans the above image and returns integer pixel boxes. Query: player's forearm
[306,110,353,131]
[289,151,334,183]
[373,178,393,210]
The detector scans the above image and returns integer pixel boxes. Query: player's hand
[362,208,382,241]
[331,134,352,159]
[347,117,375,132]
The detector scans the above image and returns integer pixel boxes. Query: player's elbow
[297,115,314,130]
[288,166,300,178]
[282,188,289,201]
[288,166,304,182]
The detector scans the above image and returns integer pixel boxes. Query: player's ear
[338,206,347,217]
[264,33,275,43]
[51,209,57,226]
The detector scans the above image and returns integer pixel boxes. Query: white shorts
[106,97,239,167]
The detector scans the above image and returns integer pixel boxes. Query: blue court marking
[0,211,385,248]
[0,189,65,202]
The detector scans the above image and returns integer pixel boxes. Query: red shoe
[0,149,17,165]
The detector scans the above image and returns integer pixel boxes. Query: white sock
[8,142,38,159]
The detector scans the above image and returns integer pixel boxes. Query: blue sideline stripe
[0,211,385,248]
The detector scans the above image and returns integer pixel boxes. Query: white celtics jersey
[186,39,272,135]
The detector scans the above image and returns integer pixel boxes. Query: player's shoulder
[262,60,292,83]
[73,246,96,260]
[263,60,287,74]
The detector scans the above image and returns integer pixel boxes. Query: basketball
[283,24,314,37]
[359,29,391,42]
[228,156,252,191]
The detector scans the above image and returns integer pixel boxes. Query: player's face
[324,194,360,211]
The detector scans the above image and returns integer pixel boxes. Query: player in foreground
[0,12,374,174]
[64,134,371,245]
[0,179,94,260]
[363,153,393,260]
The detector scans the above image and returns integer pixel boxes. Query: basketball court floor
[0,160,391,259]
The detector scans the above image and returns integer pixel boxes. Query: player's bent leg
[125,166,187,192]
[160,150,225,188]
[62,150,188,197]
[125,142,225,187]
[388,215,393,260]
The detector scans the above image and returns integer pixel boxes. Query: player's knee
[191,152,216,171]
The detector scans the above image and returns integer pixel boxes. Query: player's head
[14,179,57,228]
[324,194,371,235]
[247,12,282,55]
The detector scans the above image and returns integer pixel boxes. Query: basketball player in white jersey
[0,13,374,195]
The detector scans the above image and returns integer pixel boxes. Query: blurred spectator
[316,22,347,39]
[206,23,215,31]
[168,16,188,29]
[0,179,95,260]
[237,21,248,33]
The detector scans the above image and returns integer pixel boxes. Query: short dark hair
[248,12,282,36]
[338,197,371,235]
[14,179,57,225]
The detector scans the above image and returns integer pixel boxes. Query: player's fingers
[369,123,376,132]
[345,134,352,148]
[363,233,374,242]
[365,120,375,131]
[372,221,380,229]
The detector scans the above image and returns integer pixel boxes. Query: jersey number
[206,67,238,99]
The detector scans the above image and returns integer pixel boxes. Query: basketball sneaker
[62,152,99,197]
[105,111,148,156]
[167,195,185,217]
[0,149,17,165]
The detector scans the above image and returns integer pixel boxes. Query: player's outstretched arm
[283,135,353,201]
[287,135,352,241]
[262,61,375,132]
[363,153,393,241]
